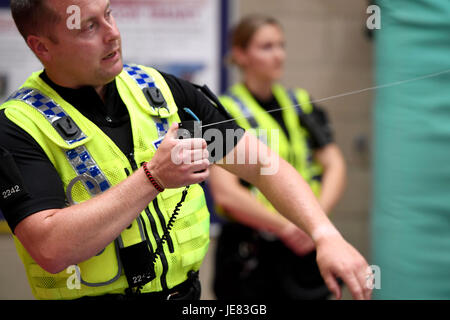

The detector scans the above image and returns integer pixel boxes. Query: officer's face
[43,0,123,88]
[238,24,286,83]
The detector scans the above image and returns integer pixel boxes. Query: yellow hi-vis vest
[0,64,210,300]
[219,83,323,211]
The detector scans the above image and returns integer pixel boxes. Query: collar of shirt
[39,71,129,127]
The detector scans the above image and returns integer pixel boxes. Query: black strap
[193,84,234,119]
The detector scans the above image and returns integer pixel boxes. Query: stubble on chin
[95,62,123,86]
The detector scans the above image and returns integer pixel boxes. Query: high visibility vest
[0,64,210,300]
[219,83,323,211]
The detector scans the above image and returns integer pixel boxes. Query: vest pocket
[76,241,121,285]
[175,215,209,244]
[176,214,210,269]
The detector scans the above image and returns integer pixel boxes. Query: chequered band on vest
[123,64,156,90]
[154,117,169,138]
[6,87,111,196]
[288,89,303,115]
[123,64,171,148]
[66,146,111,194]
[229,94,259,128]
[6,87,87,145]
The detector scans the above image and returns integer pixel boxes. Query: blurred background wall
[0,0,374,300]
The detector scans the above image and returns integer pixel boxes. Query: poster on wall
[112,0,227,93]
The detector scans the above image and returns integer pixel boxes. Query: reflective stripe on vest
[6,87,87,145]
[123,64,157,89]
[228,94,259,128]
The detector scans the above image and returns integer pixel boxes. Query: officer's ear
[26,35,51,63]
[231,46,248,69]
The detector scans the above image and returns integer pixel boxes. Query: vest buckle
[53,116,82,141]
[143,86,170,115]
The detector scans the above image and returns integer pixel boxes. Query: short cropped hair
[10,0,61,42]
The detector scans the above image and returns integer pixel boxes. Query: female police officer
[210,15,347,300]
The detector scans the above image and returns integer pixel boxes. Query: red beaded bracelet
[142,162,165,192]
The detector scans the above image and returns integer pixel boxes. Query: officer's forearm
[254,157,337,238]
[209,165,290,235]
[219,132,338,239]
[15,166,159,274]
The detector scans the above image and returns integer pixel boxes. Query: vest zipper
[127,152,139,171]
[144,206,169,291]
[127,152,170,291]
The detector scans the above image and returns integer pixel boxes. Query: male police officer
[0,0,371,300]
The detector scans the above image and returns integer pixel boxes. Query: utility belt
[76,271,201,301]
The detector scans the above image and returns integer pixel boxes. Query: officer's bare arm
[209,165,315,256]
[14,123,209,274]
[216,132,371,300]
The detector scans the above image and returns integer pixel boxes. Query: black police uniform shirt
[0,71,243,233]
